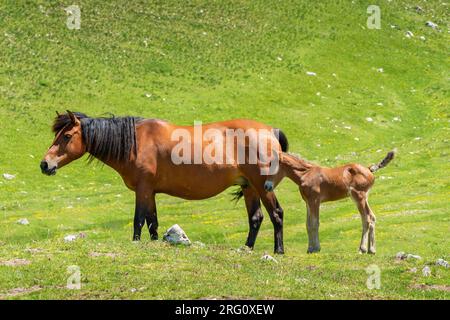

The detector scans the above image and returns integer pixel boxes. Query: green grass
[0,0,448,299]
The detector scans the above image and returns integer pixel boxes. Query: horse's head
[40,110,88,175]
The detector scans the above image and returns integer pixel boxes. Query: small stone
[396,252,407,260]
[436,259,449,268]
[306,71,317,76]
[64,235,77,242]
[366,117,374,122]
[17,218,29,225]
[3,173,15,180]
[405,31,414,38]
[162,224,191,245]
[377,68,384,73]
[422,266,431,277]
[261,254,278,263]
[425,21,438,29]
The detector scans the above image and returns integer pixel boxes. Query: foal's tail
[369,150,396,173]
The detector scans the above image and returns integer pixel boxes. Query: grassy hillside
[0,0,448,299]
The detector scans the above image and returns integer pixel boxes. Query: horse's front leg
[133,189,158,241]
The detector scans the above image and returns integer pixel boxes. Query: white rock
[396,252,421,260]
[407,254,422,260]
[3,173,15,180]
[405,31,414,38]
[261,254,278,263]
[366,117,374,122]
[64,234,77,242]
[162,224,191,245]
[377,68,384,73]
[436,259,449,268]
[420,36,426,40]
[425,21,438,29]
[422,266,431,277]
[306,71,317,76]
[17,218,29,225]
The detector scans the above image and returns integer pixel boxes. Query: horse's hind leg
[258,190,284,254]
[242,186,263,249]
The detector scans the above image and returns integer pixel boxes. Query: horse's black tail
[369,150,395,173]
[231,187,244,203]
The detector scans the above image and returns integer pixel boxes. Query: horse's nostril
[40,161,48,171]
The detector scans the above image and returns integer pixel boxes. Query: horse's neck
[280,153,314,185]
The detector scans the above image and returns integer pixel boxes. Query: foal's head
[40,111,88,175]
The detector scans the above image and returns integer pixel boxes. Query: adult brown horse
[40,111,289,253]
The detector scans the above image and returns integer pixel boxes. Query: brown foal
[270,151,395,254]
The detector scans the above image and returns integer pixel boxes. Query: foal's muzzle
[40,160,57,176]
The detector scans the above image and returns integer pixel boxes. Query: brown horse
[265,151,395,254]
[40,111,289,253]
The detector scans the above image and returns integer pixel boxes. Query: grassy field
[0,0,448,299]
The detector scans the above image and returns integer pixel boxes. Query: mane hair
[52,112,142,163]
[283,152,315,171]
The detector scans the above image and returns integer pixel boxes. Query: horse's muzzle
[40,160,57,176]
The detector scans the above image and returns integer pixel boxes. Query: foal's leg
[133,189,158,241]
[243,187,264,249]
[306,198,321,253]
[351,190,375,254]
[365,200,376,254]
[259,190,284,254]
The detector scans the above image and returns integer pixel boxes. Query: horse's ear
[56,111,61,117]
[66,110,80,126]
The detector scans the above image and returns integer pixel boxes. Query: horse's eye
[64,134,72,141]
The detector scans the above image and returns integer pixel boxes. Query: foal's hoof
[274,248,285,255]
[359,248,368,254]
[368,249,376,255]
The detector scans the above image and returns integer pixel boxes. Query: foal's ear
[66,110,80,126]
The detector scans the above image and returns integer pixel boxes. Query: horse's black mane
[52,112,142,163]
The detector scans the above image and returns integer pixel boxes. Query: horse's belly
[155,165,242,200]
